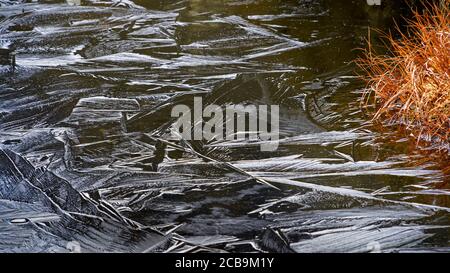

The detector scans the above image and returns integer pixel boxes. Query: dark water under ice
[0,0,449,253]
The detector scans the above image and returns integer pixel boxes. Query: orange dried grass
[358,1,450,151]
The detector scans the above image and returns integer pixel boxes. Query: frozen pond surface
[0,0,449,252]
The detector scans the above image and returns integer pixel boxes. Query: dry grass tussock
[357,1,450,153]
